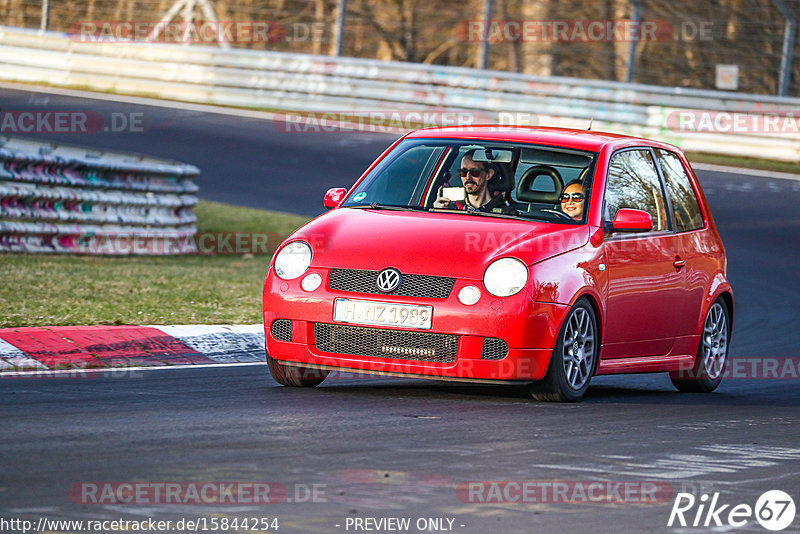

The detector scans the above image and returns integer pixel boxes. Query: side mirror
[323,188,347,209]
[611,208,653,232]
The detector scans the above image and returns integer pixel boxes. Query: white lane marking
[723,181,754,192]
[693,162,800,182]
[0,338,47,370]
[531,445,800,480]
[0,81,284,120]
[0,81,397,139]
[151,324,265,363]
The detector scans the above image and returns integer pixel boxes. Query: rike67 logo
[668,490,796,531]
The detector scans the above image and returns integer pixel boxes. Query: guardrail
[0,135,199,254]
[0,26,798,161]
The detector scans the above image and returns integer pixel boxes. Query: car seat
[516,165,564,212]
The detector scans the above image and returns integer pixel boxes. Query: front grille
[481,338,508,360]
[314,323,458,363]
[329,268,455,299]
[271,319,292,342]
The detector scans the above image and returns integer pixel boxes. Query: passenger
[560,180,585,220]
[434,150,509,212]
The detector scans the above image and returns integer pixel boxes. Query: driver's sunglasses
[458,167,485,178]
[560,193,585,203]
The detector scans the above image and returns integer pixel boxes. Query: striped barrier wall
[0,135,200,254]
[0,324,266,372]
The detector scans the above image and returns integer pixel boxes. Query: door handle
[673,257,686,270]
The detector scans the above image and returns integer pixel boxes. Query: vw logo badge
[376,268,402,293]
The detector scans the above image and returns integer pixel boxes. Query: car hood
[292,208,589,279]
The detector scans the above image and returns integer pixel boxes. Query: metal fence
[1,26,798,161]
[0,134,199,254]
[2,0,798,97]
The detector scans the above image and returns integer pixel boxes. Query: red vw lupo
[262,126,733,401]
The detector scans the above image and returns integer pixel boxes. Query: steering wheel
[539,208,576,221]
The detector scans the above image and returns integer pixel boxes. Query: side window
[605,149,669,232]
[656,149,705,232]
[346,144,442,206]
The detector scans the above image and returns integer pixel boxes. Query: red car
[262,126,733,401]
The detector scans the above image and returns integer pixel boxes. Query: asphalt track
[2,86,800,533]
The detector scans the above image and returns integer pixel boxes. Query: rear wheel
[267,354,329,387]
[670,299,729,393]
[529,298,598,402]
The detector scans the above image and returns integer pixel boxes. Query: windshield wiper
[458,209,528,221]
[428,206,527,221]
[347,202,430,212]
[513,210,580,224]
[349,203,533,221]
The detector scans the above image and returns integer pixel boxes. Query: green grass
[193,200,310,235]
[0,201,311,328]
[686,152,800,174]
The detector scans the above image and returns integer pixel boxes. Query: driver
[433,150,509,212]
[560,180,585,220]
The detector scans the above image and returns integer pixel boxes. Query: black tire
[670,299,730,393]
[267,354,329,387]
[529,298,599,402]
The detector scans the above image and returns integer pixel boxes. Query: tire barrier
[0,135,199,254]
[0,26,798,161]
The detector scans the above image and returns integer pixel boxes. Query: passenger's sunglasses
[458,167,485,178]
[560,193,585,203]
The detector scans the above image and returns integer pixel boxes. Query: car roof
[403,125,682,153]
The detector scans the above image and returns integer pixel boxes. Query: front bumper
[262,267,569,382]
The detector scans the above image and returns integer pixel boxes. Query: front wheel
[670,299,730,393]
[267,354,329,387]
[529,298,598,402]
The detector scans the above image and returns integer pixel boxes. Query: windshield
[341,138,597,224]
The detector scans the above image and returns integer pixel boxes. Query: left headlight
[274,241,312,280]
[483,257,528,297]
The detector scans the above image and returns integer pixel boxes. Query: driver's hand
[433,186,449,208]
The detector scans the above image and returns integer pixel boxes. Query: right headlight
[274,241,312,280]
[483,257,528,297]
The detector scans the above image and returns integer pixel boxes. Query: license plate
[333,299,433,330]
